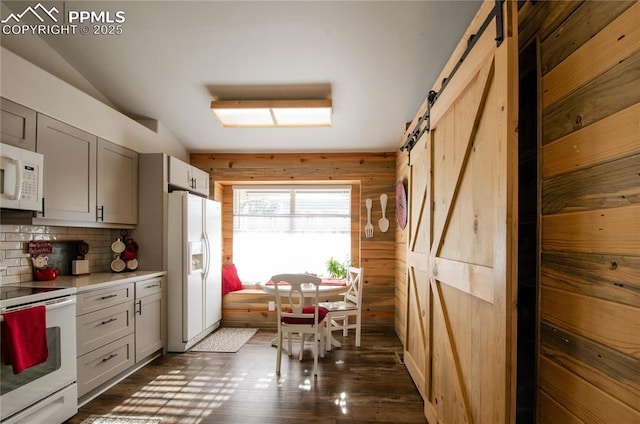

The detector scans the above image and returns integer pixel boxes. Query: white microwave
[0,143,44,211]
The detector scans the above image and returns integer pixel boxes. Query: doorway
[516,40,538,423]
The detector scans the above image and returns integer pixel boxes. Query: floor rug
[190,328,258,353]
[80,416,160,424]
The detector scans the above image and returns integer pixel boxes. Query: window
[233,185,351,283]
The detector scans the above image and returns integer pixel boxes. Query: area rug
[190,327,258,353]
[80,416,160,424]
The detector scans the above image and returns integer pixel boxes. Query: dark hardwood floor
[65,329,426,424]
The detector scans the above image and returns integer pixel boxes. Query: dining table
[261,277,348,349]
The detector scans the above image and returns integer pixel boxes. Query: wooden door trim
[431,277,473,423]
[432,257,494,304]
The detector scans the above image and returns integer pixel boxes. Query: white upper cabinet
[168,155,209,197]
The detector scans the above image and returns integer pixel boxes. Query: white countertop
[6,271,166,294]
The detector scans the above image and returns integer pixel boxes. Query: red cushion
[281,306,328,324]
[222,264,243,296]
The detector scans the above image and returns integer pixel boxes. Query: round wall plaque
[396,180,407,230]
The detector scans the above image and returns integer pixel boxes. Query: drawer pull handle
[102,353,118,363]
[100,294,118,300]
[101,317,117,325]
[144,284,159,289]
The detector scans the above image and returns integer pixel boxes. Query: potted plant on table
[325,257,350,279]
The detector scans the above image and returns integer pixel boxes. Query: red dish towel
[1,305,48,374]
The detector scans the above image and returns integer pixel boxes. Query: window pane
[233,186,351,283]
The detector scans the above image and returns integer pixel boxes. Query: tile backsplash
[0,224,117,285]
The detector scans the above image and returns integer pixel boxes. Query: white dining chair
[272,273,327,376]
[320,267,364,350]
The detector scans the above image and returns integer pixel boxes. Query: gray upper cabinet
[36,114,97,222]
[168,155,209,197]
[191,166,210,197]
[1,98,37,151]
[35,114,138,227]
[97,138,138,225]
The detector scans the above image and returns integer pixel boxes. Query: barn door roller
[400,0,505,159]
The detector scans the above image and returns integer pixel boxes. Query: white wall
[0,47,188,161]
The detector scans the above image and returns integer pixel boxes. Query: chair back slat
[271,274,322,326]
[344,267,363,306]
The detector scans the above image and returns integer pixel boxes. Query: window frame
[230,184,355,282]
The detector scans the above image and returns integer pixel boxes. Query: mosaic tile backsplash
[0,224,118,285]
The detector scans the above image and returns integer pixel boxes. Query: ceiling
[1,1,481,153]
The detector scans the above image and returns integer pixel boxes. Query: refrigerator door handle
[202,232,210,280]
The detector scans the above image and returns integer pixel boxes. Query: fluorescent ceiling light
[211,99,332,127]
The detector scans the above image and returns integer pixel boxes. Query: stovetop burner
[0,285,75,308]
[1,285,68,301]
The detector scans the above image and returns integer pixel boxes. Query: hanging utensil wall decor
[364,198,374,238]
[378,193,389,232]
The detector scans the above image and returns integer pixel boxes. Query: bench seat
[222,287,278,328]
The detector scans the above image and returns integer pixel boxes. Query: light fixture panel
[272,107,332,126]
[211,99,331,127]
[212,108,274,127]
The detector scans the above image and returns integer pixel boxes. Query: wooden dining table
[261,278,348,349]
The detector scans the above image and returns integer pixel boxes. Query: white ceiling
[1,0,481,153]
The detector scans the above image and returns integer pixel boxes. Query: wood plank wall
[522,1,639,422]
[190,153,397,329]
[395,147,409,344]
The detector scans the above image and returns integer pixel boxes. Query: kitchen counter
[7,271,166,294]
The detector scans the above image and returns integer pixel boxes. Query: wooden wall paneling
[542,154,640,214]
[541,205,640,255]
[541,103,640,179]
[518,0,581,50]
[542,1,640,108]
[539,356,639,423]
[191,152,396,330]
[540,286,640,357]
[221,185,233,265]
[537,391,585,424]
[541,251,640,308]
[541,49,640,145]
[535,2,640,422]
[539,0,638,75]
[212,181,223,202]
[540,322,640,409]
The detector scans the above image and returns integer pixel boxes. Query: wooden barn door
[404,1,519,423]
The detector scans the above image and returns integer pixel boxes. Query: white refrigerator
[167,191,222,352]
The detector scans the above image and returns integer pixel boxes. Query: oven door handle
[0,296,76,321]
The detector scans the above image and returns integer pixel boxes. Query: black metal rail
[399,0,506,159]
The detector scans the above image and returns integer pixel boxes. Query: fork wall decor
[364,198,374,238]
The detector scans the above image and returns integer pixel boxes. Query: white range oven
[0,285,77,424]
